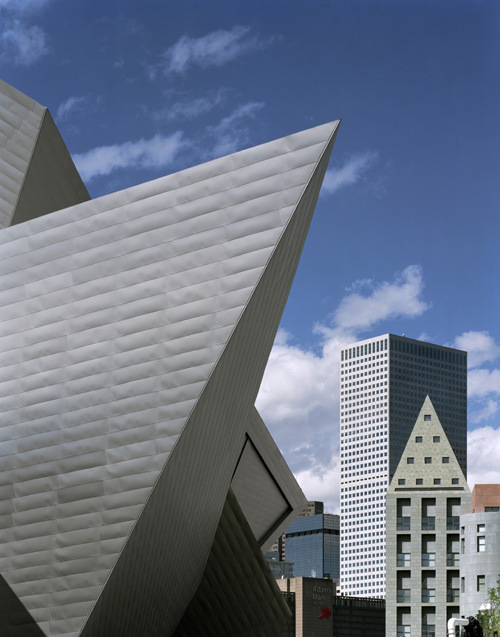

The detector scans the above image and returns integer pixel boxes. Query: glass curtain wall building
[339,334,467,598]
[285,513,340,579]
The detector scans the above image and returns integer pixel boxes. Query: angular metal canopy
[0,79,339,637]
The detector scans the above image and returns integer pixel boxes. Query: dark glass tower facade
[285,513,340,579]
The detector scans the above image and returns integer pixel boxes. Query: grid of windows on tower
[339,339,389,597]
[338,335,467,599]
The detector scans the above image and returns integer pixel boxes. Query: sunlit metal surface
[0,79,338,637]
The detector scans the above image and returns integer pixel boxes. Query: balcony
[397,553,411,567]
[422,588,436,603]
[447,516,460,530]
[421,553,436,567]
[422,517,435,531]
[397,589,411,603]
[446,552,459,567]
[397,517,411,531]
[447,588,459,603]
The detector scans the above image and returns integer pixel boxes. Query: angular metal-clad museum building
[0,79,339,636]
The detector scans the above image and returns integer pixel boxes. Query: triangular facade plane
[388,396,468,492]
[0,78,340,636]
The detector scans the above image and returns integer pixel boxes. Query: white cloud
[160,26,270,75]
[294,460,341,514]
[470,399,499,424]
[257,331,338,427]
[331,265,429,332]
[73,132,185,182]
[467,425,500,488]
[0,0,49,12]
[453,330,500,369]
[156,89,227,122]
[214,102,264,132]
[321,151,378,195]
[417,332,432,342]
[207,101,265,157]
[0,20,47,66]
[56,96,88,122]
[451,332,500,424]
[468,368,500,398]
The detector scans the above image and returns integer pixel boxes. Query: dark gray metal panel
[11,110,90,225]
[231,437,291,545]
[0,114,339,636]
[237,407,309,552]
[0,80,89,230]
[173,488,291,637]
[0,573,45,637]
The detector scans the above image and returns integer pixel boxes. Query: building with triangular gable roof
[386,397,471,637]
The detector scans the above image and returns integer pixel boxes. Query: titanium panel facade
[0,79,339,636]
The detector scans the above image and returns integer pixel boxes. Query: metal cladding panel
[231,406,308,549]
[0,80,44,230]
[235,407,308,552]
[231,437,291,545]
[173,488,291,637]
[11,110,90,226]
[0,117,339,636]
[0,80,89,230]
[78,123,338,637]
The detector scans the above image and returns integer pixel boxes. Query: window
[452,478,459,485]
[433,436,440,443]
[433,478,441,485]
[416,436,423,443]
[477,575,485,592]
[424,457,432,464]
[447,499,461,530]
[422,499,436,531]
[422,549,436,566]
[397,535,411,567]
[398,479,406,485]
[477,524,485,533]
[398,499,411,531]
[485,506,500,512]
[477,536,485,552]
[407,457,414,464]
[424,415,431,421]
[442,457,450,464]
[397,572,411,602]
[416,478,423,485]
[422,571,436,604]
[461,577,465,593]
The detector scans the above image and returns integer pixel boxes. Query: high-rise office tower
[339,334,467,598]
[285,513,340,579]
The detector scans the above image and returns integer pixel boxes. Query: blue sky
[1,0,499,511]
